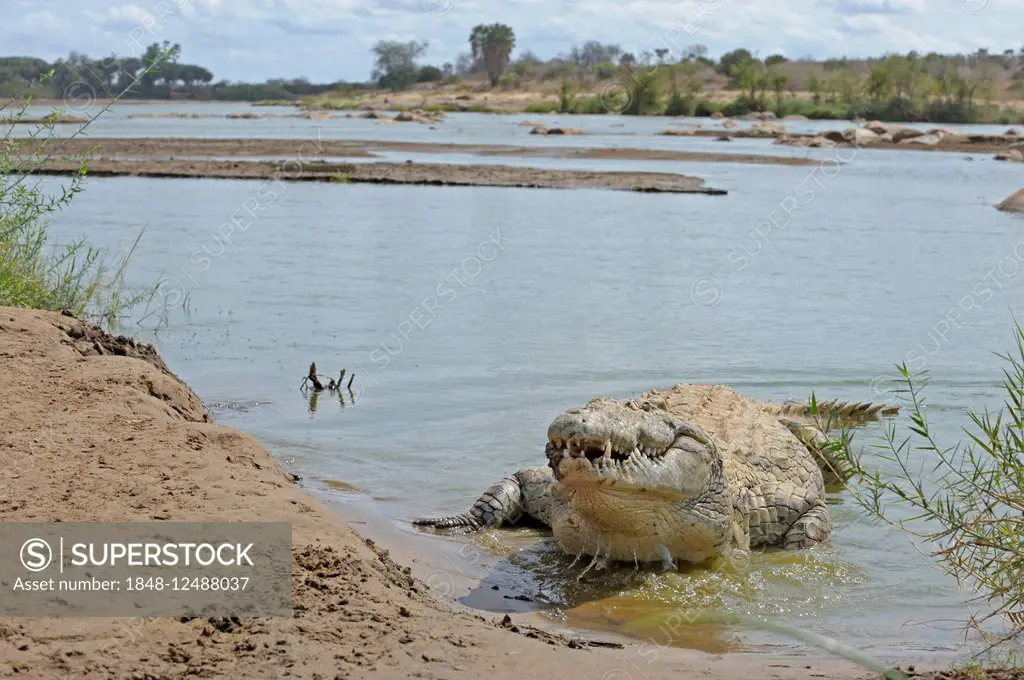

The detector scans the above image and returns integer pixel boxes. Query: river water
[29,102,1024,662]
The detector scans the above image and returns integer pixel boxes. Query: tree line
[5,32,1024,123]
[0,42,359,101]
[369,29,1024,124]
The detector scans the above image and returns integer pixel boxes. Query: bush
[557,79,575,113]
[771,98,848,120]
[573,97,609,114]
[497,73,518,91]
[620,68,663,115]
[1,87,154,328]
[524,101,559,114]
[594,61,617,80]
[417,65,444,83]
[693,99,723,117]
[834,324,1024,650]
[719,95,760,117]
[663,91,698,117]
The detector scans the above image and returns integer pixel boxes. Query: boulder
[545,127,583,135]
[997,188,1024,213]
[738,111,777,121]
[714,135,732,141]
[750,122,785,137]
[359,111,383,119]
[395,109,444,123]
[722,119,738,129]
[852,116,866,124]
[864,120,887,133]
[782,114,809,121]
[892,127,926,142]
[1005,128,1020,136]
[710,111,725,119]
[822,130,846,143]
[659,128,696,136]
[995,149,1024,162]
[899,133,941,146]
[928,127,958,138]
[844,127,879,144]
[776,135,836,148]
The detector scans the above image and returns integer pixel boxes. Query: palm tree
[469,23,516,87]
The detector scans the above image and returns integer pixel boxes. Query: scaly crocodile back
[635,384,826,496]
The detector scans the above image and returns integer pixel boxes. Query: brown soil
[901,669,1024,680]
[0,307,896,679]
[25,157,727,194]
[31,136,817,166]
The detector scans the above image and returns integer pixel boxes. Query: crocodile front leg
[414,466,556,531]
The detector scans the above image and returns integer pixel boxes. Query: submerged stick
[301,362,355,399]
[306,362,324,391]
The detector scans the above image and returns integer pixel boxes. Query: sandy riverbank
[23,158,727,194]
[0,307,907,679]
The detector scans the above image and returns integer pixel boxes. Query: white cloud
[22,11,63,31]
[105,4,154,25]
[829,0,925,14]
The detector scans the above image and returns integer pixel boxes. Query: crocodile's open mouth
[543,397,719,501]
[545,435,670,475]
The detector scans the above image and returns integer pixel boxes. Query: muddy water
[38,118,1024,662]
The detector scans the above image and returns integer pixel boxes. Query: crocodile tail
[413,475,524,532]
[768,399,899,428]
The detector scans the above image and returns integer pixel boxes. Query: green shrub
[833,324,1024,653]
[1,83,155,328]
[663,91,698,117]
[719,95,761,117]
[620,68,663,115]
[523,101,559,114]
[693,99,723,117]
[594,61,617,80]
[573,97,608,114]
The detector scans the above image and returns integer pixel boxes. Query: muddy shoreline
[23,157,728,194]
[27,136,817,166]
[0,307,895,679]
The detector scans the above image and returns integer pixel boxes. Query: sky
[4,0,1023,83]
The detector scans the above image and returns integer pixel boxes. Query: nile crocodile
[414,384,896,568]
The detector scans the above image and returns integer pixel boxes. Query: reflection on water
[459,525,865,654]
